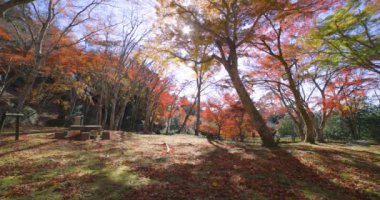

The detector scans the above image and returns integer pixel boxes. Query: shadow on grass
[0,140,59,158]
[124,143,376,200]
[288,145,380,175]
[2,135,378,199]
[0,140,150,200]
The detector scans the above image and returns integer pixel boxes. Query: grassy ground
[0,133,379,200]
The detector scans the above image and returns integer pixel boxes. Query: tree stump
[54,132,67,139]
[101,131,110,140]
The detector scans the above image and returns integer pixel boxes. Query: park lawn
[0,133,379,200]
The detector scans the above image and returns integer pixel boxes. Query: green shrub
[324,114,349,140]
[358,106,380,142]
[278,115,295,137]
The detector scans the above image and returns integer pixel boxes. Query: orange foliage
[0,27,11,40]
[200,94,255,140]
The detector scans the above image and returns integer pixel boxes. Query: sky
[87,0,379,105]
[109,0,232,99]
[89,0,205,98]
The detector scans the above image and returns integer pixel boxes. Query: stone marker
[73,115,83,125]
[80,132,90,141]
[101,131,110,140]
[90,130,97,139]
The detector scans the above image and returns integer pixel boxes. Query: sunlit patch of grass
[78,166,153,199]
[346,145,380,155]
[298,181,338,200]
[251,191,268,200]
[106,166,152,186]
[11,187,63,200]
[340,172,352,180]
[0,156,23,166]
[0,176,22,193]
[0,133,156,199]
[302,189,323,199]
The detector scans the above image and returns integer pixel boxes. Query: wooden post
[5,113,24,141]
[15,116,19,141]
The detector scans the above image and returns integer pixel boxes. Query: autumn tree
[3,0,105,111]
[0,27,30,99]
[163,81,190,134]
[201,97,226,137]
[311,0,380,74]
[143,74,172,134]
[251,0,339,143]
[108,15,149,130]
[176,94,197,133]
[153,9,217,136]
[157,0,279,147]
[222,94,252,142]
[244,56,306,140]
[329,68,378,140]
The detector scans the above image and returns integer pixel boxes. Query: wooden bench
[70,125,102,132]
[55,125,104,141]
[54,132,67,139]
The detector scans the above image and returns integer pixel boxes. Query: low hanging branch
[0,0,34,17]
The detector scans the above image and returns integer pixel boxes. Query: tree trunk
[317,115,327,143]
[177,96,197,133]
[144,94,153,134]
[316,128,324,143]
[115,97,129,130]
[17,70,38,111]
[109,98,117,130]
[275,83,305,141]
[143,107,151,134]
[195,76,202,136]
[282,64,316,144]
[225,66,276,147]
[97,96,103,125]
[303,112,316,144]
[346,116,359,140]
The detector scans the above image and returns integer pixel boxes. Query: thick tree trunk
[282,64,316,144]
[17,68,38,111]
[225,66,276,147]
[289,112,304,141]
[302,111,316,144]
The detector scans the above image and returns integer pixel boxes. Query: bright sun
[182,25,192,35]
